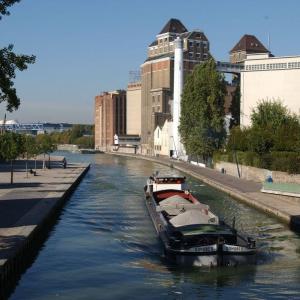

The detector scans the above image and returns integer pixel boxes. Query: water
[10,153,300,299]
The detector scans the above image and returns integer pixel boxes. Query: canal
[10,153,300,299]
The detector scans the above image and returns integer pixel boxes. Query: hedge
[213,151,300,174]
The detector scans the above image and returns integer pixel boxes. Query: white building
[241,53,300,126]
[154,120,172,156]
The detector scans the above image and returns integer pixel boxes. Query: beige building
[141,18,211,155]
[126,82,142,135]
[241,54,300,126]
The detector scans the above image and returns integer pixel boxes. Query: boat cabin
[148,176,187,192]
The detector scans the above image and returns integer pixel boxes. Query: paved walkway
[112,153,300,230]
[0,158,89,295]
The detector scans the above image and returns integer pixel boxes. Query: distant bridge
[1,122,72,133]
[216,61,244,74]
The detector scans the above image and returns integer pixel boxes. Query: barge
[144,175,256,267]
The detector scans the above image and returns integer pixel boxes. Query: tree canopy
[179,59,227,160]
[225,99,300,173]
[0,0,35,112]
[0,0,20,19]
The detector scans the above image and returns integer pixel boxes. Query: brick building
[140,18,211,155]
[94,90,126,150]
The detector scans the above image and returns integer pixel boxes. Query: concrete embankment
[0,159,90,298]
[110,152,300,231]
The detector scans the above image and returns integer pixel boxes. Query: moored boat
[144,174,256,267]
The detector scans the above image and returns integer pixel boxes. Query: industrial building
[94,90,126,150]
[240,53,300,126]
[140,18,211,155]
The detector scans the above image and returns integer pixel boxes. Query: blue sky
[0,0,299,124]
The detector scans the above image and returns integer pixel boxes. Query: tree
[36,134,56,169]
[251,99,292,133]
[0,0,20,19]
[23,135,38,176]
[0,131,23,184]
[179,59,227,161]
[250,99,300,154]
[0,0,36,111]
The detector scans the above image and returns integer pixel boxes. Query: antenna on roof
[268,32,271,52]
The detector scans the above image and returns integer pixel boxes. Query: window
[189,52,194,58]
[189,41,193,47]
[196,53,201,58]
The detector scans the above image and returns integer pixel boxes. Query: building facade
[153,120,172,156]
[141,18,211,155]
[240,54,300,126]
[94,90,126,150]
[126,82,142,135]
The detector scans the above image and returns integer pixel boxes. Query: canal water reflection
[10,153,300,299]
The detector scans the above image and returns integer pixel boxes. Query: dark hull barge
[144,175,256,267]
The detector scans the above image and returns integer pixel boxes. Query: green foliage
[224,99,300,173]
[217,151,300,174]
[226,126,250,151]
[36,134,56,155]
[0,131,24,184]
[229,80,240,128]
[251,99,293,132]
[74,136,94,148]
[24,135,39,158]
[0,1,36,111]
[49,124,94,148]
[179,59,227,159]
[0,131,22,160]
[0,0,20,19]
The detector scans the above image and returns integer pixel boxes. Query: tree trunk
[43,153,45,169]
[10,159,14,184]
[26,153,28,178]
[35,156,37,171]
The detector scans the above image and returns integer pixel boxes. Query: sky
[1,0,300,124]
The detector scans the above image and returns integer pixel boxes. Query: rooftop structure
[230,34,270,64]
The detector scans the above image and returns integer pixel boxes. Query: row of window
[245,61,300,71]
[149,45,174,55]
[154,145,162,151]
[189,52,208,59]
[152,106,160,113]
[189,41,208,48]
